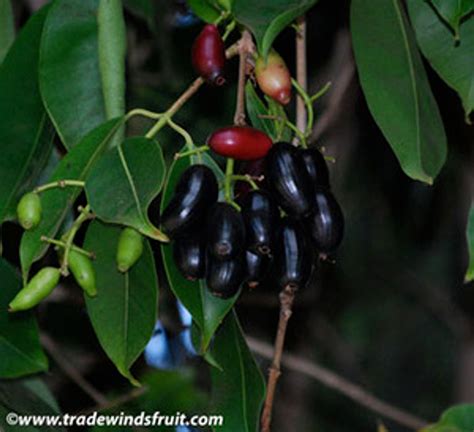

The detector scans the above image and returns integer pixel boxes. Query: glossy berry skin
[192,24,226,85]
[241,190,278,256]
[306,189,344,254]
[274,219,312,290]
[246,250,269,289]
[17,192,41,230]
[265,142,314,217]
[234,158,265,201]
[173,233,206,280]
[161,165,218,238]
[69,250,97,297]
[208,202,245,260]
[116,227,144,273]
[255,50,291,105]
[206,255,245,299]
[301,147,330,188]
[9,267,60,312]
[207,126,273,160]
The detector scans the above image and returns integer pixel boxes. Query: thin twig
[261,15,308,432]
[248,336,429,431]
[41,334,108,406]
[234,30,252,126]
[261,286,297,432]
[294,16,307,144]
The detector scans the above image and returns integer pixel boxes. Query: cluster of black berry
[161,142,344,299]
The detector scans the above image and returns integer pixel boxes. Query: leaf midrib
[0,333,44,370]
[392,0,422,169]
[234,320,250,432]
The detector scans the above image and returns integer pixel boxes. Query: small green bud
[17,192,42,230]
[69,250,97,297]
[116,227,144,273]
[9,267,60,312]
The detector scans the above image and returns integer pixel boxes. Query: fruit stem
[40,236,95,259]
[229,174,260,190]
[34,180,85,194]
[60,205,93,276]
[310,81,332,103]
[166,117,195,151]
[224,158,235,203]
[222,20,236,41]
[144,41,241,140]
[285,120,307,148]
[294,16,307,141]
[291,78,313,140]
[125,108,163,121]
[174,146,210,160]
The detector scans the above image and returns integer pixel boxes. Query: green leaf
[98,0,126,147]
[429,0,474,39]
[465,203,474,283]
[422,404,474,432]
[188,0,222,23]
[351,0,447,184]
[407,0,474,119]
[84,220,158,386]
[0,6,55,224]
[210,311,266,432]
[20,118,123,280]
[245,81,278,139]
[232,0,317,57]
[0,0,14,64]
[160,151,239,351]
[85,137,168,241]
[0,258,48,378]
[40,0,107,149]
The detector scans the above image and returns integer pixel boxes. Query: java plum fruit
[173,233,206,280]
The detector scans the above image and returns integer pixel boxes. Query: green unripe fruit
[9,267,60,312]
[17,192,42,230]
[69,250,97,297]
[116,227,144,273]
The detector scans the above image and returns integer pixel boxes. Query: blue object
[144,321,175,370]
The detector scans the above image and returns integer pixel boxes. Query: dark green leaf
[0,6,55,224]
[40,0,106,149]
[422,404,474,431]
[20,118,123,280]
[160,151,239,351]
[98,0,126,147]
[0,0,14,64]
[188,0,221,23]
[86,137,168,241]
[407,0,474,119]
[465,203,474,283]
[123,0,154,21]
[210,311,265,432]
[232,0,317,57]
[0,378,63,432]
[84,220,158,385]
[351,0,447,184]
[429,0,474,39]
[0,258,48,378]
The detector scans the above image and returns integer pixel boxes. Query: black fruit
[206,255,245,298]
[265,142,314,217]
[274,218,312,290]
[301,147,330,188]
[208,202,245,260]
[173,233,206,280]
[246,250,269,289]
[161,165,218,237]
[241,190,278,256]
[306,189,344,254]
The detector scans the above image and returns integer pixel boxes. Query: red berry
[192,24,226,85]
[255,50,291,105]
[207,126,273,160]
